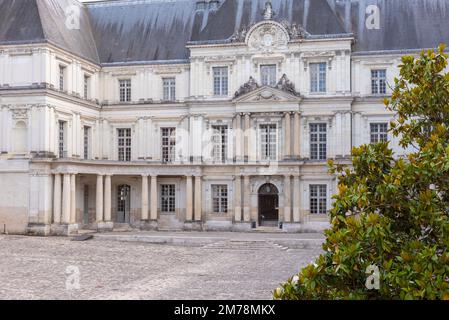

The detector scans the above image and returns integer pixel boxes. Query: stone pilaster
[53,174,62,224]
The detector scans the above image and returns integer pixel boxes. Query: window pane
[310,63,326,93]
[213,67,228,96]
[261,65,277,86]
[310,185,327,214]
[310,124,327,160]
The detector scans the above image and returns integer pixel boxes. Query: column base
[96,221,114,232]
[183,221,203,231]
[26,223,51,236]
[282,222,302,233]
[49,224,78,236]
[232,222,253,232]
[139,220,158,231]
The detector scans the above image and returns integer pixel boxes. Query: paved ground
[0,232,323,300]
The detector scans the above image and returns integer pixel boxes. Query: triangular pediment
[233,86,301,103]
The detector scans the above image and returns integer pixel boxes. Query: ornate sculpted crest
[247,22,289,53]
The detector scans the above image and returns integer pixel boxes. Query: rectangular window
[119,79,131,102]
[59,66,66,91]
[370,123,388,143]
[260,124,277,161]
[310,63,327,93]
[163,78,176,101]
[161,127,176,163]
[212,125,228,162]
[310,185,327,214]
[161,184,176,213]
[310,124,327,160]
[117,128,132,162]
[58,121,66,158]
[260,65,277,86]
[84,75,90,99]
[371,69,387,95]
[212,185,228,214]
[213,67,229,96]
[83,126,91,160]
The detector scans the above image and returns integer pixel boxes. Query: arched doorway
[117,185,131,223]
[258,183,279,227]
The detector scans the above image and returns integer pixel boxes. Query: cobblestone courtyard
[0,232,323,300]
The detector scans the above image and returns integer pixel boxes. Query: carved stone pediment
[233,86,300,103]
[246,21,289,53]
[234,75,299,100]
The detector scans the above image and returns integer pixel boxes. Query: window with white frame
[212,125,228,162]
[161,184,176,213]
[83,126,91,160]
[213,67,228,96]
[310,63,327,93]
[260,65,277,86]
[310,185,327,214]
[163,78,176,101]
[161,127,176,163]
[84,75,90,99]
[371,69,387,95]
[59,66,66,91]
[58,121,67,158]
[370,123,388,143]
[260,124,277,161]
[212,185,228,214]
[119,79,131,102]
[310,123,327,160]
[117,128,132,162]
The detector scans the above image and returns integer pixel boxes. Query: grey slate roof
[1,0,449,65]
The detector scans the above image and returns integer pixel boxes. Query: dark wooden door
[259,194,279,225]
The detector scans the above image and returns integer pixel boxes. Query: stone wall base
[183,221,203,231]
[281,222,302,233]
[204,221,233,232]
[26,223,51,236]
[232,222,253,232]
[139,220,158,231]
[96,222,114,232]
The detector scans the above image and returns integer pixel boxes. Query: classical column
[96,175,104,222]
[244,113,251,162]
[243,175,251,222]
[284,112,291,159]
[234,175,242,222]
[53,174,62,224]
[284,175,292,223]
[235,114,242,162]
[294,112,301,159]
[194,176,202,221]
[70,174,76,224]
[293,175,300,223]
[62,174,71,224]
[150,175,158,220]
[186,175,193,221]
[141,175,149,221]
[104,175,112,222]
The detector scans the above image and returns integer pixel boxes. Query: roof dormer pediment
[233,80,301,104]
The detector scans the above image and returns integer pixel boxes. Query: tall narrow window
[260,65,277,86]
[371,69,387,94]
[310,185,327,214]
[161,127,176,163]
[213,67,228,96]
[161,184,176,213]
[119,79,131,102]
[310,63,327,93]
[84,75,90,99]
[260,124,277,161]
[59,66,66,91]
[163,78,176,101]
[370,123,388,143]
[310,123,327,160]
[212,185,228,214]
[117,128,132,162]
[212,125,228,162]
[58,121,66,158]
[83,126,91,160]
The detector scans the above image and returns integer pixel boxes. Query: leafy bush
[274,45,449,300]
